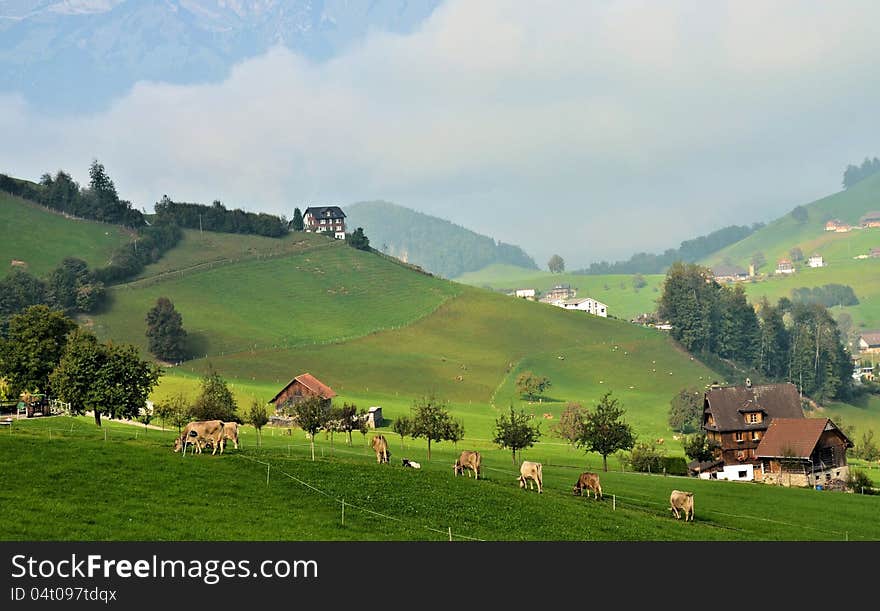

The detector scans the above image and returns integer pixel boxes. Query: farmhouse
[857,331,880,355]
[756,418,852,488]
[540,284,576,304]
[870,247,880,258]
[303,206,346,239]
[711,264,749,283]
[366,406,383,428]
[557,297,608,317]
[514,288,536,300]
[859,211,880,228]
[807,254,825,268]
[775,258,795,274]
[269,372,336,415]
[701,381,804,481]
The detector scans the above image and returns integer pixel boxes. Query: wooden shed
[268,373,336,415]
[756,418,852,488]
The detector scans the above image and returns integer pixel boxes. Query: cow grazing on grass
[518,461,543,493]
[669,490,694,521]
[371,434,389,464]
[223,422,240,450]
[173,420,226,455]
[454,451,481,479]
[573,472,602,499]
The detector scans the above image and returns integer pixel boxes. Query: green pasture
[85,241,462,356]
[1,416,878,541]
[453,264,664,321]
[0,192,132,278]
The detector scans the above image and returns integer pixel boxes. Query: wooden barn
[269,373,336,415]
[756,418,852,488]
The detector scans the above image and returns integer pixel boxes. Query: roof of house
[755,418,852,459]
[704,382,803,432]
[712,264,748,277]
[777,258,792,266]
[860,211,880,222]
[303,206,346,219]
[859,331,880,347]
[269,372,337,404]
[687,459,724,473]
[808,254,823,259]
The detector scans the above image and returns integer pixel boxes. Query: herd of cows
[172,424,696,522]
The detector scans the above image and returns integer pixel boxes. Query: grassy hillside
[2,416,878,541]
[345,200,538,278]
[0,191,132,278]
[87,236,461,357]
[703,172,880,270]
[454,264,664,321]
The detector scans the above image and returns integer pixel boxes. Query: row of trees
[842,156,880,189]
[154,196,287,237]
[658,262,853,402]
[0,305,161,426]
[790,284,859,308]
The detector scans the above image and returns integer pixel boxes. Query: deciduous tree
[576,392,635,472]
[493,406,542,465]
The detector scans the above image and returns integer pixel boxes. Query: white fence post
[342,499,345,526]
[613,495,616,511]
[448,527,452,542]
[266,464,270,486]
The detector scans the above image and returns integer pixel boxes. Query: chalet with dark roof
[756,418,852,488]
[859,211,880,228]
[269,373,336,415]
[303,206,346,239]
[702,381,804,475]
[711,264,749,283]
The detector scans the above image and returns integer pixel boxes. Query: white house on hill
[807,254,825,268]
[558,297,608,317]
[514,288,536,300]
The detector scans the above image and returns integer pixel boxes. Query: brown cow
[572,472,602,499]
[371,434,389,464]
[173,420,226,455]
[669,490,694,521]
[223,422,240,450]
[454,450,481,479]
[518,461,543,493]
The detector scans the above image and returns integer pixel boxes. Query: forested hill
[345,200,538,279]
[575,222,764,275]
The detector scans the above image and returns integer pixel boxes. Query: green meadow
[1,416,877,541]
[0,192,132,278]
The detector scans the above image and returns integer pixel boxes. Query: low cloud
[2,0,879,267]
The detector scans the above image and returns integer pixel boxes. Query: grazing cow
[371,434,389,464]
[669,490,694,521]
[572,472,602,499]
[518,461,543,493]
[402,458,421,469]
[173,420,226,455]
[453,451,481,479]
[223,422,240,450]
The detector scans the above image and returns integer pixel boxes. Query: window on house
[752,431,761,441]
[738,470,747,478]
[735,432,744,443]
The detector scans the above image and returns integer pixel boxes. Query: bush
[846,469,876,495]
[662,456,688,476]
[625,441,666,473]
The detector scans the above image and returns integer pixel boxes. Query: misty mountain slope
[344,200,538,279]
[0,0,441,112]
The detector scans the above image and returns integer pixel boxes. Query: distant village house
[825,219,851,232]
[539,284,576,303]
[303,206,346,239]
[711,264,749,283]
[268,372,337,417]
[557,297,608,317]
[807,254,825,268]
[859,211,880,228]
[514,288,536,300]
[775,258,795,274]
[858,331,880,355]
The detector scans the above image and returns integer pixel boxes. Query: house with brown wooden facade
[303,206,346,239]
[700,381,804,481]
[756,418,852,488]
[269,372,336,415]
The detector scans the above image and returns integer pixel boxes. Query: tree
[290,207,304,231]
[335,402,359,446]
[191,366,238,422]
[624,440,665,473]
[854,429,879,462]
[667,387,704,434]
[576,392,635,472]
[548,254,565,273]
[0,305,76,397]
[751,252,766,271]
[49,328,161,426]
[154,393,192,433]
[248,399,269,447]
[632,273,647,290]
[291,396,328,460]
[410,392,459,461]
[346,227,370,251]
[682,432,717,463]
[493,405,542,465]
[789,247,804,262]
[46,257,92,313]
[393,414,412,449]
[790,205,808,223]
[657,262,719,353]
[357,407,371,446]
[551,402,587,446]
[145,297,187,362]
[515,371,552,402]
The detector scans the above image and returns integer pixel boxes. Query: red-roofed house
[858,331,880,355]
[860,211,880,228]
[269,373,336,414]
[775,258,795,274]
[756,418,852,488]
